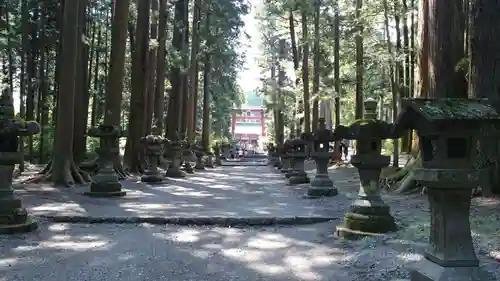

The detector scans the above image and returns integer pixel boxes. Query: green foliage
[256,0,414,132]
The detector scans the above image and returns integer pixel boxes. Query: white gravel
[0,220,498,281]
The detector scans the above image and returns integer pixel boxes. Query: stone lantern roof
[394,98,500,135]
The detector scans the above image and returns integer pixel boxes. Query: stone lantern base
[141,171,164,183]
[305,185,338,198]
[0,197,38,234]
[288,172,310,185]
[195,156,205,170]
[336,199,397,239]
[0,215,38,234]
[307,157,338,197]
[84,180,126,198]
[166,164,186,178]
[288,169,310,185]
[280,157,291,174]
[410,258,495,281]
[205,155,214,168]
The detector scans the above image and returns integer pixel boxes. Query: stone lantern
[267,143,276,166]
[393,98,498,281]
[165,132,187,178]
[140,126,164,183]
[0,93,40,233]
[335,97,397,238]
[306,118,338,198]
[287,134,310,185]
[271,144,281,167]
[84,124,127,197]
[193,143,206,170]
[182,141,196,174]
[204,149,215,168]
[280,138,293,175]
[213,143,222,166]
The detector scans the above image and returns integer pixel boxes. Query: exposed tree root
[331,160,353,168]
[38,160,52,174]
[22,160,91,187]
[380,153,421,194]
[78,157,129,180]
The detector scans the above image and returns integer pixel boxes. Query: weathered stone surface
[0,93,40,233]
[410,258,495,281]
[165,140,186,178]
[141,128,165,183]
[0,215,38,234]
[86,125,127,196]
[394,98,500,281]
[287,136,310,185]
[335,98,396,238]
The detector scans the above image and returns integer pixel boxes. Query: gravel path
[15,164,358,220]
[1,220,498,281]
[4,162,499,280]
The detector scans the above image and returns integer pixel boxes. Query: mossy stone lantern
[394,98,498,281]
[335,97,397,238]
[287,134,310,185]
[0,93,40,234]
[306,118,338,198]
[182,140,196,174]
[204,149,215,168]
[280,138,293,176]
[193,143,206,170]
[140,126,165,183]
[213,143,222,166]
[165,133,187,178]
[84,124,127,197]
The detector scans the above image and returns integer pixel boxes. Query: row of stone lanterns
[84,124,220,196]
[270,97,497,281]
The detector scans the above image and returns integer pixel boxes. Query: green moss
[416,99,498,120]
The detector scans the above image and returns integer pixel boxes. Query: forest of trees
[255,0,500,195]
[1,0,500,195]
[0,0,248,186]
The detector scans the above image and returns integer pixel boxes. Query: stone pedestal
[0,95,40,234]
[275,155,283,169]
[141,133,165,184]
[336,154,396,238]
[205,153,214,168]
[410,169,495,281]
[307,155,337,198]
[270,153,279,167]
[280,156,291,174]
[285,157,295,178]
[194,150,205,170]
[85,125,126,197]
[165,142,186,178]
[288,155,309,185]
[0,164,38,234]
[213,145,222,166]
[410,257,494,281]
[86,149,125,197]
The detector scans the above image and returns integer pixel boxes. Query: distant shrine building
[231,92,266,149]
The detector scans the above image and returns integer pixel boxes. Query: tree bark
[301,9,311,133]
[124,0,150,172]
[51,0,88,186]
[153,0,168,132]
[427,0,466,98]
[355,0,364,119]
